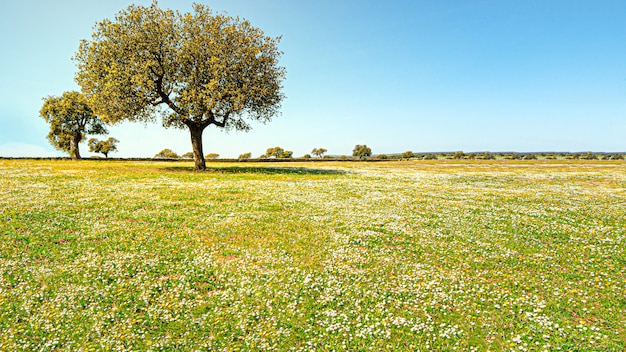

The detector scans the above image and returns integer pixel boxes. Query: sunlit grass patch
[0,159,624,350]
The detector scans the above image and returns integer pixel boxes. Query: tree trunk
[188,123,206,171]
[70,133,81,160]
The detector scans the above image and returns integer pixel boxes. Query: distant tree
[238,152,252,160]
[278,150,293,158]
[88,137,119,158]
[453,151,465,160]
[302,154,311,159]
[181,152,194,159]
[154,148,179,159]
[266,146,285,158]
[378,154,388,159]
[581,152,598,160]
[479,152,495,160]
[39,91,107,159]
[352,144,372,159]
[75,2,285,170]
[205,153,220,159]
[402,151,414,159]
[311,148,327,158]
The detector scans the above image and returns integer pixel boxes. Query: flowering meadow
[0,159,624,351]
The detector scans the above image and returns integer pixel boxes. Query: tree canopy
[311,148,327,158]
[353,145,372,159]
[39,91,107,159]
[154,148,179,159]
[75,1,285,170]
[88,137,119,158]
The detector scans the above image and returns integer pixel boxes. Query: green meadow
[0,159,624,351]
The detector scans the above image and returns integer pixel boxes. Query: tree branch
[153,74,185,116]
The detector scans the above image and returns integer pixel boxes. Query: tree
[75,2,285,170]
[352,144,372,159]
[265,146,284,158]
[39,91,107,159]
[311,148,327,158]
[88,137,119,158]
[181,152,195,159]
[205,153,220,159]
[238,152,252,160]
[154,148,179,158]
[278,150,293,158]
[402,151,414,159]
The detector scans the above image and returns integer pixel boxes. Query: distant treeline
[2,151,625,161]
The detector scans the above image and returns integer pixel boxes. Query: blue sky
[1,0,625,158]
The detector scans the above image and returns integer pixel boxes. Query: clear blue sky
[1,0,625,157]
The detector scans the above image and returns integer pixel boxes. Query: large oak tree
[74,2,285,170]
[40,91,107,159]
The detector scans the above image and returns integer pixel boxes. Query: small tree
[154,148,179,159]
[402,151,414,159]
[238,152,252,160]
[311,148,327,158]
[353,144,372,159]
[453,151,465,159]
[302,154,311,159]
[278,150,293,158]
[181,152,195,159]
[88,137,119,158]
[40,91,107,159]
[266,146,285,158]
[205,153,220,159]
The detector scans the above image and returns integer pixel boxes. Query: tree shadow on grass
[162,165,349,175]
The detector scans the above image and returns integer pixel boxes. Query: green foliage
[154,148,179,159]
[402,151,414,159]
[205,153,220,160]
[311,148,327,158]
[453,151,465,159]
[278,150,293,158]
[377,154,388,159]
[266,146,284,158]
[74,2,285,170]
[238,152,252,160]
[39,91,107,159]
[180,152,194,159]
[352,144,372,159]
[87,137,119,158]
[302,154,311,159]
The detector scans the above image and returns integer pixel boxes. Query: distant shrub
[402,151,414,159]
[378,154,388,159]
[302,154,311,159]
[581,152,598,160]
[154,148,179,159]
[205,153,219,159]
[181,152,194,159]
[423,154,437,160]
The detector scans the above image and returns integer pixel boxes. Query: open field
[1,159,624,351]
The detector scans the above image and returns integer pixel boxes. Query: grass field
[1,159,624,351]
